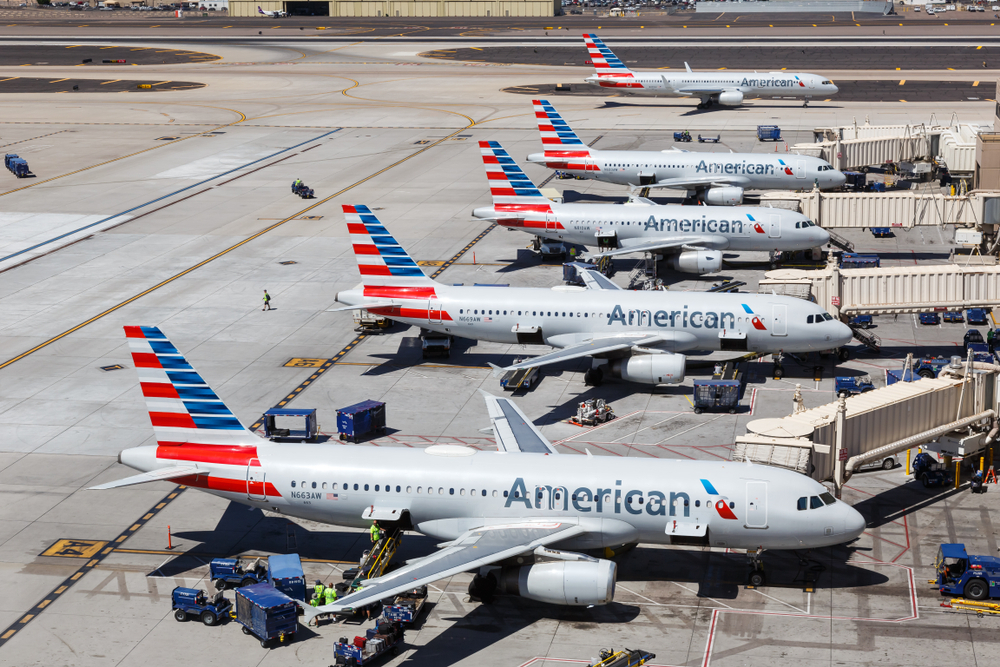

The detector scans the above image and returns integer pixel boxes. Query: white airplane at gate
[473,140,830,270]
[333,205,852,386]
[93,326,866,614]
[526,99,846,205]
[582,34,839,109]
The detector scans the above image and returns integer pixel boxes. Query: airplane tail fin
[344,205,438,288]
[533,99,591,158]
[480,141,550,208]
[124,326,260,446]
[583,33,634,78]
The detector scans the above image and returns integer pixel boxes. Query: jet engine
[610,354,685,384]
[701,186,744,206]
[718,90,744,106]
[497,559,617,606]
[669,250,723,275]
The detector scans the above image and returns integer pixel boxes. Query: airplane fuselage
[122,442,865,551]
[526,149,846,191]
[586,71,839,100]
[338,285,852,354]
[473,201,830,252]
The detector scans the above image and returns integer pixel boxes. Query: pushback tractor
[934,543,1000,600]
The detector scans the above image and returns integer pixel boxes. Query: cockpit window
[810,495,824,509]
[807,315,814,324]
[820,492,836,505]
[823,313,833,321]
[822,80,832,85]
[797,497,807,511]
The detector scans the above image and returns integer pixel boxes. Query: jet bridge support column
[833,396,847,497]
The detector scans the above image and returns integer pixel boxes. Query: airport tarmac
[0,28,999,667]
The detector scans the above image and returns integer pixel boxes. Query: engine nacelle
[498,560,617,606]
[701,186,743,206]
[669,250,723,275]
[718,90,744,106]
[610,354,685,384]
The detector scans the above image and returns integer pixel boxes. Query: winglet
[685,61,693,73]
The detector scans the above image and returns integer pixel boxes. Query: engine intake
[497,559,617,606]
[700,186,743,206]
[610,354,685,384]
[718,90,744,106]
[669,250,723,275]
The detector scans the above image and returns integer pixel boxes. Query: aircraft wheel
[838,348,851,362]
[748,571,765,587]
[174,609,187,622]
[585,368,604,386]
[773,365,784,379]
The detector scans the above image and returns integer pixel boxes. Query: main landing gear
[468,573,497,603]
[697,98,715,110]
[584,367,604,386]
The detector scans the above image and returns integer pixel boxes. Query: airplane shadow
[850,478,968,530]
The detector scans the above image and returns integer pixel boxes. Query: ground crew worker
[369,520,382,544]
[324,584,337,605]
[262,289,271,311]
[294,178,302,190]
[988,328,995,354]
[313,579,324,601]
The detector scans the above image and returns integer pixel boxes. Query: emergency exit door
[247,460,267,501]
[428,299,442,324]
[771,304,787,336]
[768,214,781,238]
[796,160,806,179]
[745,481,768,528]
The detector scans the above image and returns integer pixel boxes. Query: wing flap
[591,235,728,258]
[300,522,586,619]
[89,466,210,490]
[577,270,623,291]
[492,335,667,373]
[643,175,749,190]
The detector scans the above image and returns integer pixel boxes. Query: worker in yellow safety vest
[370,520,382,544]
[312,579,324,605]
[324,584,337,605]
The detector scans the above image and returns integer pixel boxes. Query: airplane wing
[300,521,586,619]
[674,87,726,96]
[480,390,558,454]
[644,175,750,189]
[589,235,728,259]
[577,270,623,291]
[89,465,210,490]
[326,301,400,312]
[489,334,667,374]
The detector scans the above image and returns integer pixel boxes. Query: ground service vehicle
[935,543,1000,600]
[835,375,875,397]
[588,647,657,667]
[210,557,267,589]
[235,583,298,648]
[967,308,989,325]
[420,329,452,359]
[673,131,692,142]
[171,587,231,626]
[943,311,965,323]
[4,154,30,178]
[840,253,880,269]
[693,379,741,413]
[850,315,873,329]
[913,452,953,487]
[913,357,950,379]
[757,125,782,142]
[920,313,941,325]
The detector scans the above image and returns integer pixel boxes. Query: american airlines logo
[643,215,757,235]
[606,304,750,330]
[695,160,777,176]
[740,77,805,88]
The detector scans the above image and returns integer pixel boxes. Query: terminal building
[231,0,558,16]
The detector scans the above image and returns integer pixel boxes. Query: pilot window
[820,492,836,505]
[810,496,823,509]
[797,497,807,511]
[807,315,814,324]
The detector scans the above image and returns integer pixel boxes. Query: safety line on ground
[0,129,341,265]
[0,119,474,373]
[0,129,70,150]
[0,108,247,199]
[0,486,187,650]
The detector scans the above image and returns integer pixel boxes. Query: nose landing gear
[746,548,766,587]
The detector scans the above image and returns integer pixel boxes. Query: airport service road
[0,36,998,666]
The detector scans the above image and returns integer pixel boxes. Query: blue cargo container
[267,554,306,602]
[840,253,880,269]
[756,125,782,141]
[337,400,386,443]
[692,380,741,414]
[235,583,298,648]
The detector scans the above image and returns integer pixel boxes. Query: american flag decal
[327,493,339,500]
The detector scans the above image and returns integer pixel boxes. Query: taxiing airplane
[94,327,866,615]
[474,140,830,270]
[257,5,287,17]
[526,99,846,205]
[333,205,853,385]
[583,34,839,109]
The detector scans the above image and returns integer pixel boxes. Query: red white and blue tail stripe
[125,326,259,446]
[345,205,433,287]
[534,99,591,158]
[480,141,558,231]
[584,34,634,78]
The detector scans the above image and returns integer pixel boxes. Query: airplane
[93,326,867,616]
[257,5,287,17]
[525,99,847,205]
[332,205,853,386]
[473,140,830,271]
[582,33,839,109]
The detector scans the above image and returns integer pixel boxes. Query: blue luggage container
[235,583,298,648]
[267,553,306,601]
[337,400,386,443]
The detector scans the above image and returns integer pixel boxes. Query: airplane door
[247,460,267,501]
[745,481,767,528]
[585,157,598,174]
[428,299,442,324]
[795,160,806,179]
[546,212,559,233]
[768,214,780,239]
[771,304,787,336]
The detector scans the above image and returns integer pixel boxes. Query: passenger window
[820,492,836,505]
[417,486,422,493]
[301,481,306,488]
[438,487,444,495]
[695,500,700,507]
[810,496,823,509]
[797,497,807,511]
[396,485,401,492]
[354,484,359,490]
[375,485,379,491]
[311,482,316,489]
[460,489,466,496]
[406,486,412,493]
[291,481,296,488]
[364,484,369,491]
[483,490,488,497]
[503,491,508,497]
[450,488,455,495]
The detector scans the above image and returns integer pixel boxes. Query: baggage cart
[261,408,319,442]
[210,557,267,589]
[588,647,656,667]
[268,553,306,602]
[500,358,539,392]
[698,134,720,143]
[334,619,404,665]
[353,309,392,333]
[692,380,741,414]
[235,583,298,648]
[839,253,880,269]
[337,400,386,443]
[382,586,428,625]
[756,125,782,142]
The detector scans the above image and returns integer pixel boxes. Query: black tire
[773,365,784,379]
[729,408,736,414]
[919,369,935,379]
[241,577,256,588]
[882,458,895,470]
[213,579,226,591]
[242,626,252,635]
[921,473,930,488]
[838,348,851,362]
[392,646,400,656]
[965,578,989,600]
[585,368,604,386]
[174,609,187,622]
[201,611,217,626]
[260,639,269,648]
[694,407,703,414]
[749,571,765,587]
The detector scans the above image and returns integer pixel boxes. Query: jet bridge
[733,359,1000,490]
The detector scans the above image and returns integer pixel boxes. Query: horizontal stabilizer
[326,300,399,312]
[89,465,209,490]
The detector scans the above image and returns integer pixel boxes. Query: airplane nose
[815,226,831,246]
[831,84,839,94]
[844,505,867,541]
[832,320,854,348]
[831,171,847,188]
[473,206,496,220]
